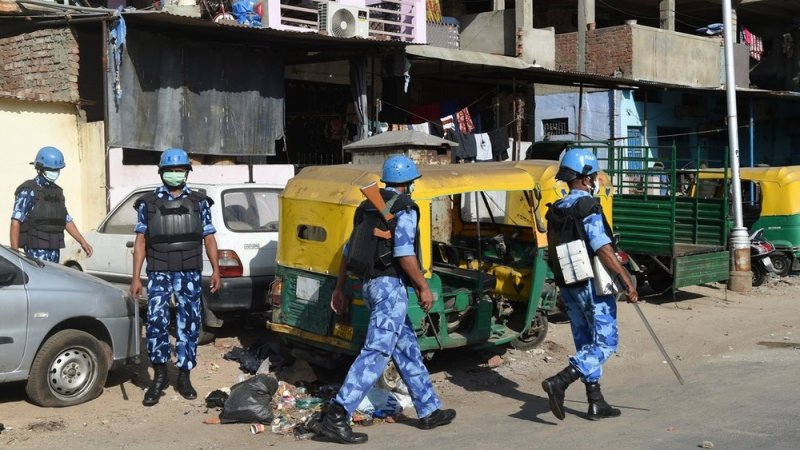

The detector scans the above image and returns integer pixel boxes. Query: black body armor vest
[545,195,614,288]
[134,191,213,272]
[16,180,67,250]
[345,189,420,280]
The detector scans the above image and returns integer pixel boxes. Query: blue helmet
[158,148,192,171]
[381,155,421,184]
[32,146,65,170]
[556,148,599,181]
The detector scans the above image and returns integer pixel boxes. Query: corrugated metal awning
[343,130,458,151]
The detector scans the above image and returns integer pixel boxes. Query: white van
[61,183,283,343]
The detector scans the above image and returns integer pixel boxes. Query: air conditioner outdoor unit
[318,2,370,39]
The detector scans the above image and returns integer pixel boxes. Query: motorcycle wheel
[770,252,791,277]
[752,263,768,287]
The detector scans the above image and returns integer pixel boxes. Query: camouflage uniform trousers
[561,281,618,383]
[145,270,202,371]
[335,275,441,419]
[25,248,59,263]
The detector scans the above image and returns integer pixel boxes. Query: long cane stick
[634,302,685,385]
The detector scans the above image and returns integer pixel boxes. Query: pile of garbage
[203,340,412,440]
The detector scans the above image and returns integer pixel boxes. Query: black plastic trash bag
[219,374,279,424]
[205,389,230,409]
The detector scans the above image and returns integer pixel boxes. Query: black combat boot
[418,409,457,430]
[177,369,197,400]
[585,382,621,420]
[317,403,368,444]
[541,365,581,420]
[142,363,168,406]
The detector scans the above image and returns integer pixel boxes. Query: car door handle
[126,241,134,248]
[0,337,13,344]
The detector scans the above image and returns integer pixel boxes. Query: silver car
[0,245,139,407]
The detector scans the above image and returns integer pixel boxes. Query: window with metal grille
[542,118,569,136]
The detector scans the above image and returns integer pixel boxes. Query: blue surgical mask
[408,183,415,195]
[44,170,60,183]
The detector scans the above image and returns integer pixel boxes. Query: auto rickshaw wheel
[377,361,409,394]
[752,264,768,287]
[770,252,792,277]
[510,310,548,350]
[647,267,672,294]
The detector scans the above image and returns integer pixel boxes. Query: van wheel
[510,310,548,350]
[771,252,791,277]
[198,320,218,345]
[26,330,110,407]
[197,297,220,345]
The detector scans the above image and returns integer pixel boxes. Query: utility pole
[722,0,751,292]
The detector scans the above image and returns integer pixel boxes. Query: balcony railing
[262,0,425,43]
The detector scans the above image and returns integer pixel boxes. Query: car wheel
[25,330,111,407]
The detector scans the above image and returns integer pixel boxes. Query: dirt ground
[1,275,798,449]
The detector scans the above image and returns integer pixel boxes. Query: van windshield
[222,188,281,232]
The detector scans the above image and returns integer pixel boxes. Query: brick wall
[0,28,80,103]
[555,25,633,77]
[555,32,577,71]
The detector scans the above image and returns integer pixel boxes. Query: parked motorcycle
[751,228,778,287]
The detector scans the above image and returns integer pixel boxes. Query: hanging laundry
[475,133,492,161]
[696,23,723,36]
[410,123,431,134]
[441,114,456,131]
[741,28,764,61]
[456,108,475,134]
[450,121,477,161]
[488,128,510,161]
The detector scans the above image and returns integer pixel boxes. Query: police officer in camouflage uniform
[317,155,456,444]
[10,146,93,262]
[542,148,638,421]
[130,148,221,407]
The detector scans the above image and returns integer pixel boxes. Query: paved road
[282,346,799,450]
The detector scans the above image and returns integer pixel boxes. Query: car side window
[100,193,143,234]
[222,189,280,232]
[0,254,25,286]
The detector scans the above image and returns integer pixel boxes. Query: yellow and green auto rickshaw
[267,160,582,369]
[698,165,800,276]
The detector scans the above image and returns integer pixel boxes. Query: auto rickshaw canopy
[277,160,571,276]
[700,166,800,217]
